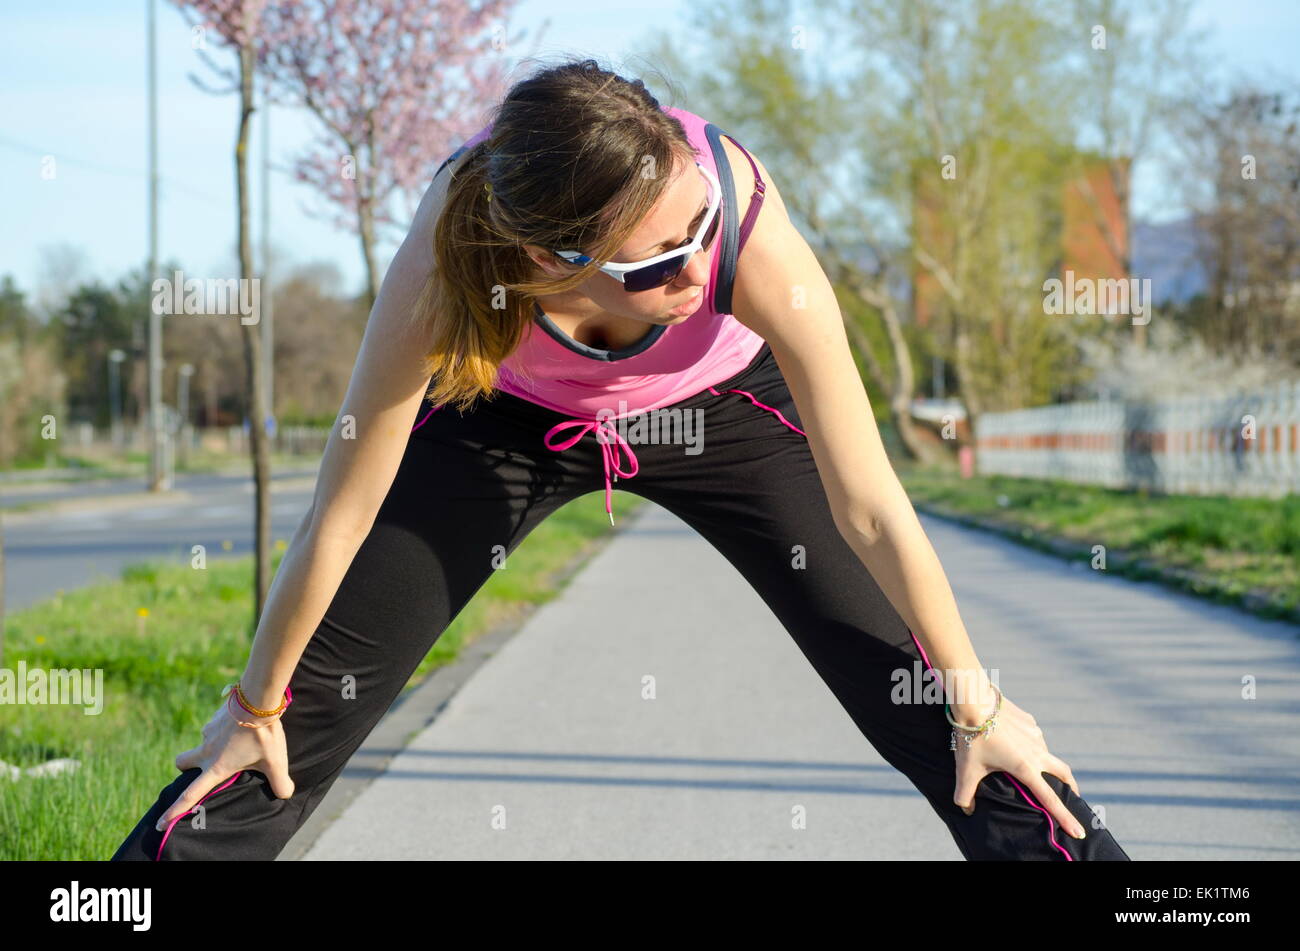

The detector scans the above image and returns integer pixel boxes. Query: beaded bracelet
[945,682,1003,750]
[225,692,275,729]
[221,681,293,720]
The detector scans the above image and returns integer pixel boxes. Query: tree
[255,0,538,310]
[265,262,369,424]
[642,0,1209,445]
[842,0,1116,424]
[53,279,140,426]
[0,276,59,666]
[1058,0,1207,351]
[637,0,950,462]
[1173,82,1300,364]
[640,0,1081,454]
[173,0,276,626]
[32,243,92,323]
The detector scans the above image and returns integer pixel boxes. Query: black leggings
[111,343,1130,861]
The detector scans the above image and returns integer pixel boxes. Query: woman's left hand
[951,693,1087,840]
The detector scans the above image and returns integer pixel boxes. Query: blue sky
[1,0,1297,303]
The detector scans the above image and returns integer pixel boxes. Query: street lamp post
[177,362,195,468]
[108,348,126,453]
[146,0,165,492]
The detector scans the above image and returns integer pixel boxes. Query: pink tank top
[422,106,781,524]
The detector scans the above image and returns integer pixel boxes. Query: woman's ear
[522,244,573,279]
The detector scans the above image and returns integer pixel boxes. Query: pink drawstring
[412,386,801,528]
[414,401,645,525]
[544,418,640,525]
[707,385,807,437]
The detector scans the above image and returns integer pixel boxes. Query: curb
[912,500,1300,629]
[1,476,320,524]
[0,463,320,497]
[277,497,651,861]
[1,489,199,523]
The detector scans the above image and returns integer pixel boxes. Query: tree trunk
[358,196,379,314]
[359,121,381,312]
[845,272,949,467]
[798,204,944,464]
[951,322,985,439]
[238,38,271,628]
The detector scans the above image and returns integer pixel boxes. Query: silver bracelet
[946,682,1003,750]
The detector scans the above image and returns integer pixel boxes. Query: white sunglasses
[549,161,722,292]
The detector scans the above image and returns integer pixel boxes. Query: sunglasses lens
[700,210,721,251]
[623,256,686,292]
[621,197,720,292]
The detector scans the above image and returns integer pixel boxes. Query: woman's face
[523,152,715,324]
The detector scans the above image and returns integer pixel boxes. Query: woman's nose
[676,248,711,287]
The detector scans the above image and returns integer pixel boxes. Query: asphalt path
[6,467,1295,859]
[296,501,1300,860]
[1,468,317,611]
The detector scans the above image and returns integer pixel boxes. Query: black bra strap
[703,122,764,315]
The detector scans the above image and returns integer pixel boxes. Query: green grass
[0,453,324,500]
[0,489,643,860]
[3,452,122,479]
[897,464,1300,619]
[169,450,325,475]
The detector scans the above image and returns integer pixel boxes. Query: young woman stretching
[112,58,1130,861]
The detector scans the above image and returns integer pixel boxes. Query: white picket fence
[221,424,330,455]
[974,379,1300,497]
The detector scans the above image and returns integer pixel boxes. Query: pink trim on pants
[155,771,245,861]
[908,629,1073,860]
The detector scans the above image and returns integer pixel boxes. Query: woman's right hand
[155,697,296,832]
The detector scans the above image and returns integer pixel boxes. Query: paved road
[0,466,317,511]
[298,501,1300,860]
[1,470,316,611]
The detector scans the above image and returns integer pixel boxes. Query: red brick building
[912,153,1130,328]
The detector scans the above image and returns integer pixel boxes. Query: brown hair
[409,57,694,412]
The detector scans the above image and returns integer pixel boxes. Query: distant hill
[1131,217,1208,304]
[826,218,1209,311]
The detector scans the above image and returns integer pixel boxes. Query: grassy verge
[896,464,1300,624]
[171,450,324,475]
[1,451,323,486]
[0,490,644,860]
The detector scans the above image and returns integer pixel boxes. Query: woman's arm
[728,158,993,717]
[729,153,1087,839]
[154,157,467,828]
[236,156,459,712]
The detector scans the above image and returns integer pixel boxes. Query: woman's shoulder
[717,135,766,237]
[664,108,770,239]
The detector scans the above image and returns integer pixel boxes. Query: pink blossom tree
[256,0,542,308]
[172,0,276,624]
